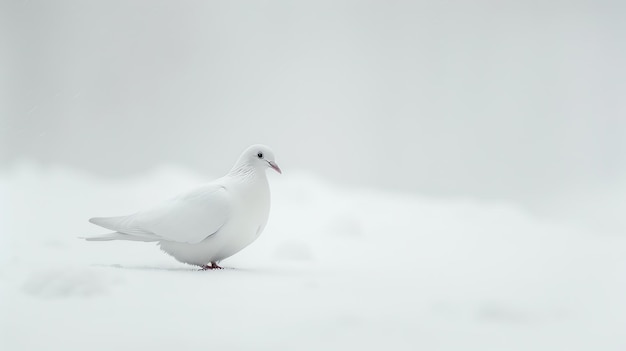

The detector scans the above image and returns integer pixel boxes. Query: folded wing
[89,184,230,244]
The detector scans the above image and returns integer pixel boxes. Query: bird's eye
[257,152,263,158]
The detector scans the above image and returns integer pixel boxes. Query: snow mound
[21,268,123,299]
[273,240,315,261]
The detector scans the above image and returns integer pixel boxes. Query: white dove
[85,144,281,270]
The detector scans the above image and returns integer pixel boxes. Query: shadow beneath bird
[91,263,310,276]
[90,263,224,272]
[225,266,314,277]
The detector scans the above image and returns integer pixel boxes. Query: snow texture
[1,163,625,350]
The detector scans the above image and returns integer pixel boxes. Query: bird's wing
[90,184,230,244]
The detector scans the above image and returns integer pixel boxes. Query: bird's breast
[228,177,271,234]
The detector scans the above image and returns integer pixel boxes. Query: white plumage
[85,144,281,270]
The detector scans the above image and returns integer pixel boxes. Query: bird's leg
[199,262,223,270]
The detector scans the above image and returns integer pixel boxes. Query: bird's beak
[268,161,282,174]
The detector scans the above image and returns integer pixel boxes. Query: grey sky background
[2,0,625,230]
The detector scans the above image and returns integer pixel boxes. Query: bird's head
[236,144,282,174]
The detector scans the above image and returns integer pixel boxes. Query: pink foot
[200,262,223,270]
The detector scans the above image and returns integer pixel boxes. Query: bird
[84,144,281,270]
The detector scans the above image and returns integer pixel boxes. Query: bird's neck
[228,163,266,182]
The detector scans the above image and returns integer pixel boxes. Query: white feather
[85,144,280,267]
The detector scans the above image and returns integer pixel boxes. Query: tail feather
[89,216,130,232]
[82,232,158,242]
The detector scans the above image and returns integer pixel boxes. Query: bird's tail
[81,232,158,242]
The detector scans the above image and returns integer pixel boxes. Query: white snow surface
[1,163,625,350]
